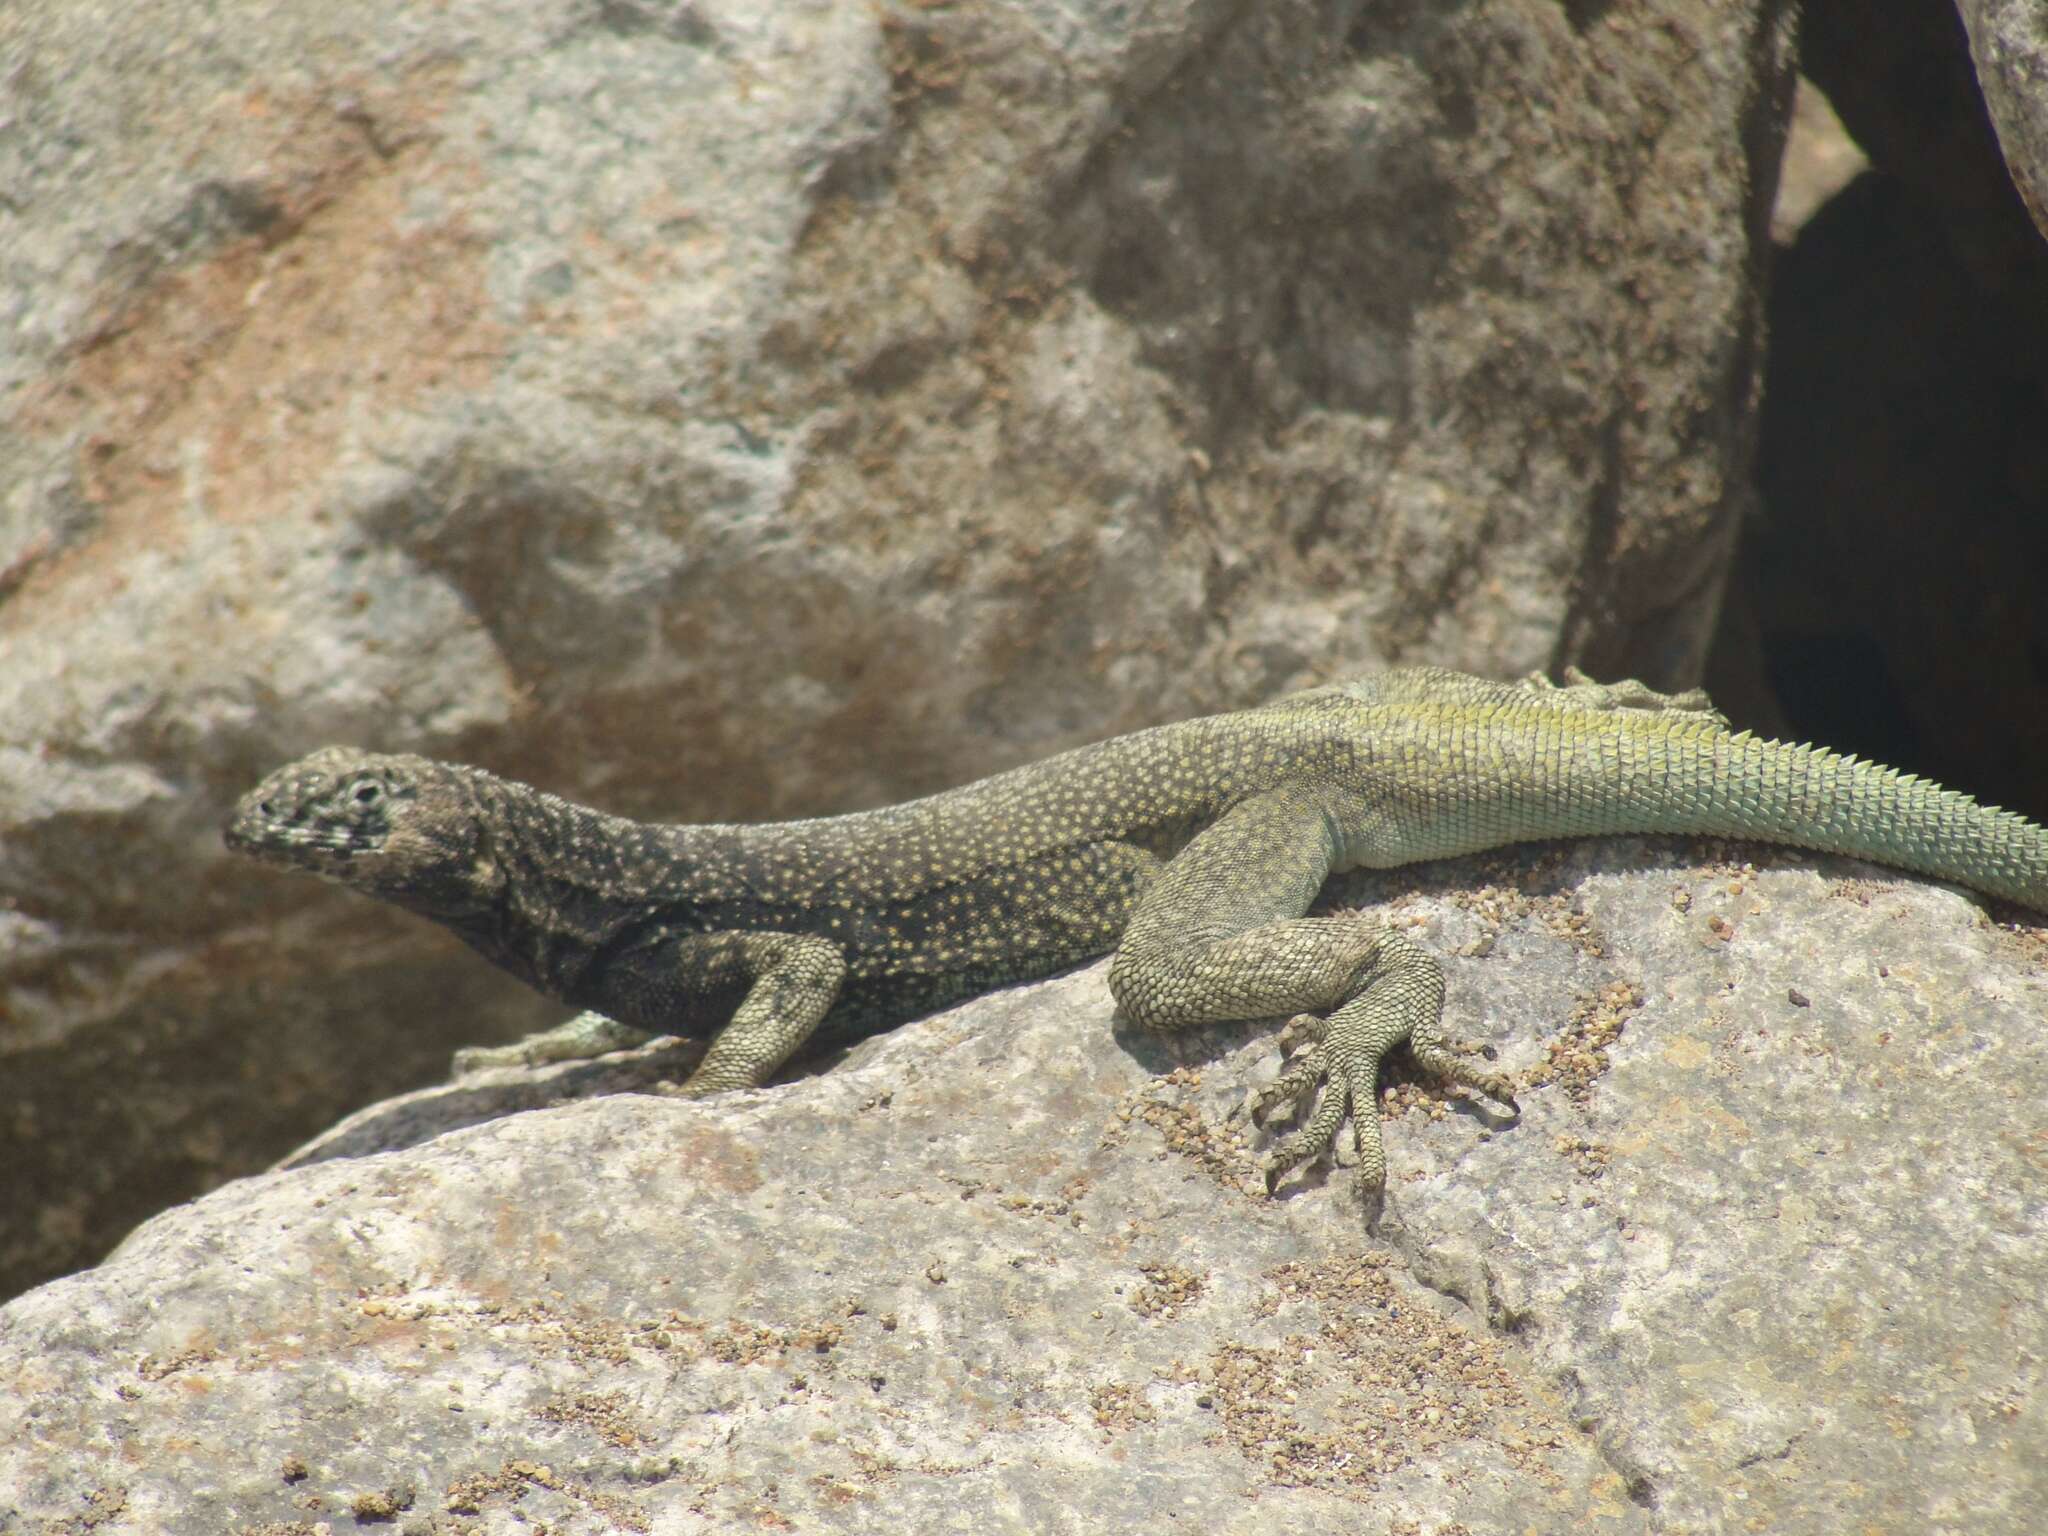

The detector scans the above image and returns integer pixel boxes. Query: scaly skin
[224,667,2048,1195]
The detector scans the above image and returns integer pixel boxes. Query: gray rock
[0,0,1797,1294]
[3,846,2040,1533]
[1958,0,2048,244]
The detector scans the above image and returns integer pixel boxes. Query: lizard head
[224,747,503,912]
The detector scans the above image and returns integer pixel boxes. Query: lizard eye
[353,782,384,807]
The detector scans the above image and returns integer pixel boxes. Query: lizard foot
[452,1010,659,1076]
[1251,1014,1521,1198]
[1521,666,1728,727]
[1241,1011,1381,1194]
[653,1076,728,1100]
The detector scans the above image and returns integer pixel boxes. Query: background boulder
[0,0,1798,1296]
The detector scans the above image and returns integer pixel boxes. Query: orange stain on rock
[7,63,511,630]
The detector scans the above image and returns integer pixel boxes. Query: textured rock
[1958,0,2048,244]
[3,846,2041,1532]
[0,0,1796,1295]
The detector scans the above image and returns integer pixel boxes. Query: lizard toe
[1259,1055,1360,1192]
[1274,1011,1329,1051]
[1246,1041,1329,1126]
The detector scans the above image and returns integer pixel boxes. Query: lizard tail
[1610,722,2048,914]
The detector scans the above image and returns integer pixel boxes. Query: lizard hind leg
[1108,787,1516,1199]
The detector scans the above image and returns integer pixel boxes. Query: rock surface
[0,0,1798,1298]
[1958,0,2048,244]
[4,845,2041,1533]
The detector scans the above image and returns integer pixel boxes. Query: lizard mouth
[223,805,388,864]
[258,824,378,854]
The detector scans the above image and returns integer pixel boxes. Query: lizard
[223,666,2048,1195]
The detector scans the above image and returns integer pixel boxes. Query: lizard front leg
[1107,787,1515,1196]
[452,931,846,1095]
[668,931,847,1094]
